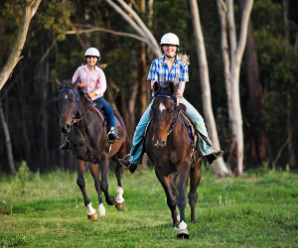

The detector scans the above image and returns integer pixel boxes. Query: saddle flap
[179,103,187,113]
[180,112,197,146]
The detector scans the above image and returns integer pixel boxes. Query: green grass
[0,166,297,247]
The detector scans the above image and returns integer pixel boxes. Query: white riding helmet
[85,47,100,58]
[160,33,179,47]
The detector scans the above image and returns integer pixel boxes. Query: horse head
[56,79,80,134]
[151,81,179,148]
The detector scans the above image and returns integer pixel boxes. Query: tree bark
[17,61,33,168]
[239,0,270,167]
[217,0,254,175]
[189,0,228,176]
[105,0,161,57]
[0,102,16,174]
[282,0,296,169]
[0,0,42,91]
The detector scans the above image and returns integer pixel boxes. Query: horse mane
[59,80,90,107]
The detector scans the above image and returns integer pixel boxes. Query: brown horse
[145,81,202,239]
[56,80,128,220]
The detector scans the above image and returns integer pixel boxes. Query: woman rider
[59,47,119,150]
[118,33,223,171]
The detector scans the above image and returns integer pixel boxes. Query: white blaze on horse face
[159,102,166,114]
[64,94,68,100]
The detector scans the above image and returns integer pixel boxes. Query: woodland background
[0,0,297,175]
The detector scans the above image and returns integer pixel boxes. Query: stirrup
[121,154,133,167]
[107,130,119,143]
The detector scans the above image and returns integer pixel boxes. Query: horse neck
[77,95,104,130]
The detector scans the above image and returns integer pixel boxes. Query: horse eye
[168,110,173,114]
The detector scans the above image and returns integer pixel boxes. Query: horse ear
[153,81,160,93]
[168,81,175,95]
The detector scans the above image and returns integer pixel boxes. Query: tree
[0,101,16,174]
[0,0,42,91]
[189,0,228,176]
[239,0,271,167]
[105,0,161,57]
[217,0,254,175]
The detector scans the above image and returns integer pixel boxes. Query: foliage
[0,168,297,247]
[253,1,298,165]
[0,0,297,172]
[15,161,32,196]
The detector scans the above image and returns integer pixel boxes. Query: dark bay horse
[145,81,202,239]
[56,80,128,220]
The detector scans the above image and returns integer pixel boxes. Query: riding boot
[118,156,138,173]
[58,134,71,150]
[206,150,224,165]
[107,129,120,143]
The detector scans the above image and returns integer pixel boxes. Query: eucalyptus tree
[0,0,41,91]
[217,0,254,175]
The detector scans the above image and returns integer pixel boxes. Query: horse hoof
[87,212,98,221]
[115,201,125,210]
[177,229,189,239]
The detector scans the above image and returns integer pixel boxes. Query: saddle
[89,102,121,131]
[179,103,197,146]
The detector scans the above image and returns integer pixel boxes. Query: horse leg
[176,163,191,239]
[112,157,125,210]
[155,168,179,228]
[100,154,116,206]
[76,159,98,221]
[89,162,105,216]
[189,161,202,223]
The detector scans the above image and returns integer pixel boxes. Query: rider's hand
[176,92,182,99]
[78,82,85,88]
[88,92,97,99]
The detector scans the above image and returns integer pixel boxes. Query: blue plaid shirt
[147,56,189,91]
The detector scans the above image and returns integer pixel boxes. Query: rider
[118,33,223,171]
[59,47,119,150]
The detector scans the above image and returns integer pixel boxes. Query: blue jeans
[93,97,115,127]
[130,97,214,165]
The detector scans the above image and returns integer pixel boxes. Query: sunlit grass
[0,166,297,247]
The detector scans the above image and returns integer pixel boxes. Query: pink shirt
[72,65,107,100]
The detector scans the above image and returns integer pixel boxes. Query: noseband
[153,94,180,137]
[56,89,80,124]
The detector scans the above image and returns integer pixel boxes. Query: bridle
[56,88,87,125]
[153,94,180,137]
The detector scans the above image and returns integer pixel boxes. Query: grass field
[0,164,297,247]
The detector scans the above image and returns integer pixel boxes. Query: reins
[153,94,180,137]
[153,93,194,146]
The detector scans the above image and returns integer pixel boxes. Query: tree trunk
[189,0,228,176]
[0,0,41,91]
[238,0,270,167]
[117,90,134,146]
[105,0,161,57]
[282,0,296,169]
[0,101,16,174]
[217,0,254,175]
[17,61,33,168]
[138,0,148,116]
